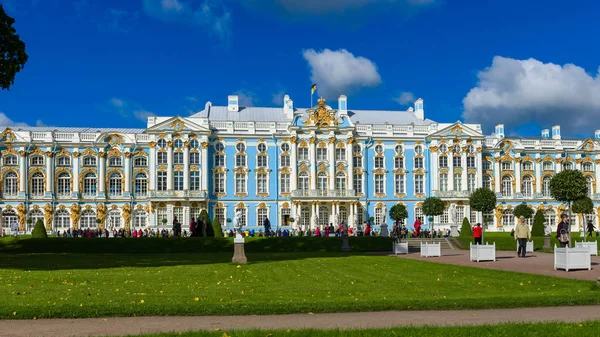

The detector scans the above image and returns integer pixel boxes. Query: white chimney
[552,125,561,140]
[495,124,505,138]
[541,129,549,138]
[338,95,348,116]
[414,98,424,120]
[227,95,239,112]
[283,94,294,119]
[595,130,600,139]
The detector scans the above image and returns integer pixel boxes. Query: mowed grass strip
[457,232,599,252]
[1,253,598,319]
[112,321,600,337]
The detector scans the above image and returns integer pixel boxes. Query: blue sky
[2,0,600,137]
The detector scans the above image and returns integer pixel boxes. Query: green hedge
[459,217,471,238]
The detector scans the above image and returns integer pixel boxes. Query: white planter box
[420,242,441,257]
[516,241,534,253]
[470,242,496,262]
[393,242,409,255]
[575,241,598,256]
[554,245,591,271]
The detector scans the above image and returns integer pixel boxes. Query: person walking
[587,220,596,238]
[263,217,271,237]
[514,216,531,258]
[556,213,570,248]
[472,223,483,245]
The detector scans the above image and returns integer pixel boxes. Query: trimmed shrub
[199,210,209,237]
[532,209,545,237]
[31,219,47,238]
[212,217,223,237]
[459,217,471,237]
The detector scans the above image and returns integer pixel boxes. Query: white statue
[449,204,458,224]
[233,210,243,237]
[543,221,551,237]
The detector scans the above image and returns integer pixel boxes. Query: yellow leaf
[194,297,200,302]
[140,300,145,304]
[79,304,83,307]
[12,312,16,316]
[237,265,241,268]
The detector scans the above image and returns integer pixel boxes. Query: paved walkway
[389,250,600,281]
[2,305,600,337]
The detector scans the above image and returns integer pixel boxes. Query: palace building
[1,94,598,233]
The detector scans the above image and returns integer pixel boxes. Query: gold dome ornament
[306,97,339,128]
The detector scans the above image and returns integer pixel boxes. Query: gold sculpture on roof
[306,97,339,128]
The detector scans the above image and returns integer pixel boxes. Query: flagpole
[311,92,313,107]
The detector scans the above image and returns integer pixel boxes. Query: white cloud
[259,0,436,14]
[394,91,415,105]
[303,48,381,98]
[35,120,45,127]
[271,90,285,106]
[234,90,256,107]
[462,56,600,135]
[108,98,155,122]
[0,112,28,127]
[143,0,232,41]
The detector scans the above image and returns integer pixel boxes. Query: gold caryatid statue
[306,97,339,128]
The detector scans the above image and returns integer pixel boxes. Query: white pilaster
[73,153,80,194]
[167,144,173,190]
[347,143,353,192]
[124,152,131,194]
[149,146,156,191]
[515,159,521,194]
[309,140,316,190]
[183,145,190,190]
[329,140,335,190]
[201,142,208,191]
[494,159,500,193]
[535,158,541,194]
[46,153,53,193]
[98,153,105,193]
[291,140,297,191]
[461,154,467,190]
[430,150,438,191]
[19,153,26,193]
[476,151,482,188]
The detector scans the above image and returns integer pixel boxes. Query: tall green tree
[549,169,587,236]
[512,204,534,220]
[531,209,545,237]
[422,197,444,233]
[469,187,497,227]
[1,5,28,90]
[389,203,408,226]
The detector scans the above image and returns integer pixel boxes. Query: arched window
[298,172,309,191]
[135,173,148,195]
[31,172,45,197]
[501,176,512,196]
[439,173,448,192]
[3,171,18,196]
[502,209,514,227]
[542,176,552,197]
[544,209,556,228]
[583,162,593,172]
[482,175,492,190]
[107,210,121,229]
[133,210,147,228]
[2,209,17,230]
[109,173,122,196]
[335,172,346,191]
[80,210,96,228]
[83,172,97,196]
[29,210,44,227]
[56,172,71,197]
[317,172,328,192]
[55,210,70,229]
[318,206,329,228]
[522,176,533,197]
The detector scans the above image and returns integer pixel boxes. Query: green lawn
[457,232,600,252]
[109,321,600,337]
[1,252,598,319]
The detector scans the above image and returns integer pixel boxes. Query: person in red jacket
[472,223,483,245]
[414,217,422,238]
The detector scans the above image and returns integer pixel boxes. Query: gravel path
[1,306,600,337]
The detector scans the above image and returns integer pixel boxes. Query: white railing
[432,190,472,198]
[136,134,150,141]
[234,122,250,130]
[292,189,356,198]
[54,132,74,140]
[414,126,429,133]
[32,132,46,140]
[356,125,369,132]
[255,122,273,129]
[393,126,409,133]
[561,140,578,147]
[485,139,496,147]
[372,125,387,132]
[541,140,555,146]
[149,190,207,198]
[521,140,536,146]
[211,121,228,129]
[80,133,97,141]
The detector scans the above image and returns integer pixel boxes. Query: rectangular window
[395,174,404,194]
[502,162,512,170]
[453,156,462,167]
[317,148,327,161]
[215,208,225,227]
[214,154,225,167]
[235,173,247,194]
[236,208,247,227]
[335,148,346,161]
[174,171,184,191]
[439,156,447,168]
[190,171,200,191]
[173,152,184,165]
[483,175,492,190]
[298,148,309,161]
[414,157,423,169]
[375,208,384,226]
[470,210,478,225]
[236,154,246,167]
[157,152,167,165]
[394,157,404,169]
[353,173,363,194]
[466,156,475,168]
[280,155,290,167]
[415,175,424,194]
[190,207,201,222]
[257,155,268,168]
[483,161,491,170]
[454,173,462,191]
[189,152,200,165]
[281,173,290,193]
[375,175,385,195]
[157,171,167,191]
[157,207,167,225]
[214,173,225,194]
[467,173,476,192]
[415,207,423,222]
[440,208,448,224]
[257,208,268,228]
[439,174,448,192]
[353,156,362,168]
[374,157,384,168]
[257,173,268,194]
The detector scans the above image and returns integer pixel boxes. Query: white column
[201,142,209,192]
[347,143,353,192]
[430,150,438,191]
[124,152,131,194]
[167,143,173,190]
[331,203,335,225]
[596,157,600,194]
[476,151,482,188]
[19,152,26,193]
[555,157,561,173]
[46,153,53,194]
[291,140,297,191]
[149,146,156,191]
[494,159,500,193]
[183,144,190,190]
[461,154,467,190]
[535,159,541,194]
[449,153,455,190]
[98,153,105,193]
[309,139,316,190]
[328,139,335,190]
[349,203,354,227]
[73,153,80,194]
[515,159,521,194]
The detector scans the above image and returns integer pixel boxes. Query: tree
[389,204,408,226]
[469,187,497,227]
[459,217,471,238]
[31,219,47,238]
[549,169,587,238]
[531,209,545,237]
[572,196,594,239]
[212,217,223,237]
[422,197,444,233]
[0,5,28,90]
[199,210,214,237]
[512,204,534,220]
